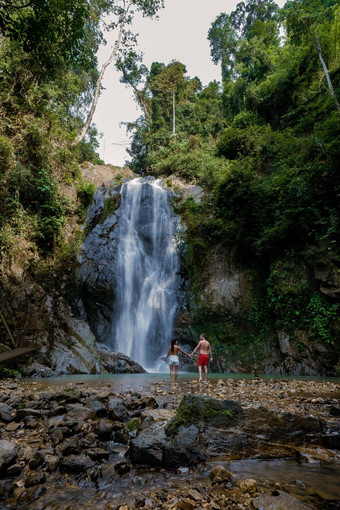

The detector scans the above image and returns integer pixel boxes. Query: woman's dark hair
[170,339,177,353]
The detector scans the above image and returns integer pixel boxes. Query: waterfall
[109,177,181,371]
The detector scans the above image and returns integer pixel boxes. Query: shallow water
[227,458,340,506]
[27,371,340,392]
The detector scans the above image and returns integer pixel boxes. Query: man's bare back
[190,334,213,381]
[197,338,211,354]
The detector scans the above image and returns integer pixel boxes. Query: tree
[0,0,102,77]
[284,0,340,111]
[116,50,152,124]
[73,0,164,145]
[208,13,238,81]
[208,0,279,82]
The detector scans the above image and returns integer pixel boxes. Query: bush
[0,136,13,171]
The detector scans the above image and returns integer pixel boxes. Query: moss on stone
[99,194,120,224]
[166,395,240,436]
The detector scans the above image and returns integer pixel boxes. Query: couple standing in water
[165,334,213,383]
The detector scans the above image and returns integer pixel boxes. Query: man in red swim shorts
[190,334,213,382]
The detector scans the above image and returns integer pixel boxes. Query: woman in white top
[166,339,190,383]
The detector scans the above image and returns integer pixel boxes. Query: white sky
[92,0,284,166]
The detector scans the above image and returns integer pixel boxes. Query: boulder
[128,421,205,469]
[0,440,18,474]
[0,403,15,423]
[59,454,95,474]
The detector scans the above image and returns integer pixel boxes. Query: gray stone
[24,471,46,487]
[65,404,95,422]
[0,403,15,423]
[87,448,110,461]
[253,491,314,509]
[28,450,45,469]
[0,440,18,473]
[61,437,82,456]
[59,454,95,474]
[94,419,115,440]
[108,398,129,420]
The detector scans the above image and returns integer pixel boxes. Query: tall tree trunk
[172,88,176,136]
[313,25,340,112]
[73,21,125,145]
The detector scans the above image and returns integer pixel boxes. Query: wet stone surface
[0,376,339,509]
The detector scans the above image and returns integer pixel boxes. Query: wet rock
[236,478,258,494]
[6,464,22,477]
[59,454,95,473]
[172,425,199,449]
[88,399,107,417]
[28,450,45,469]
[210,465,233,484]
[45,454,60,472]
[114,461,131,474]
[252,490,315,509]
[128,423,166,467]
[0,479,15,498]
[177,497,195,510]
[0,440,18,473]
[321,432,340,450]
[186,488,204,502]
[94,419,115,440]
[330,405,340,417]
[108,398,129,421]
[24,471,46,487]
[162,445,206,468]
[15,408,43,421]
[86,448,109,461]
[165,395,242,435]
[61,437,82,456]
[0,403,15,422]
[100,351,146,374]
[65,404,95,422]
[55,388,83,403]
[112,430,130,444]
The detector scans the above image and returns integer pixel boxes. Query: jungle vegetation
[125,0,340,358]
[0,0,163,270]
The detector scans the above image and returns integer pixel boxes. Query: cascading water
[109,177,181,371]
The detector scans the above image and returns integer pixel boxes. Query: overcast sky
[92,0,284,166]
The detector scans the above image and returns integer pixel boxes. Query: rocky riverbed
[0,375,339,509]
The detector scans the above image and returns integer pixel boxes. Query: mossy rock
[165,395,242,435]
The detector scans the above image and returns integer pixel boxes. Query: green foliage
[98,195,120,224]
[0,136,13,171]
[0,2,104,268]
[304,293,339,345]
[126,0,340,361]
[77,180,95,211]
[0,367,19,379]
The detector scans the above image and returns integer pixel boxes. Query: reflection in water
[227,459,340,505]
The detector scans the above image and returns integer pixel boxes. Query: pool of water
[227,458,340,505]
[26,371,340,390]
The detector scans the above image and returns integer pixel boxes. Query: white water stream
[109,177,181,371]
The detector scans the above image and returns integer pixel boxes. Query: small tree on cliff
[73,0,164,146]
